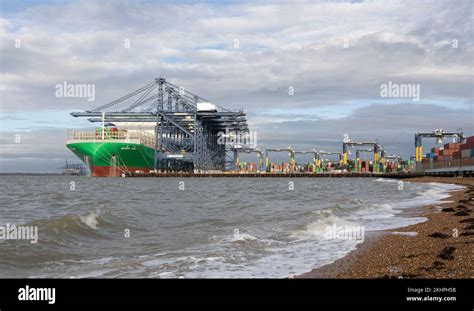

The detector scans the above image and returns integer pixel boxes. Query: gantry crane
[415,129,464,163]
[317,151,343,172]
[311,149,321,172]
[292,151,316,172]
[384,153,403,162]
[265,147,294,172]
[70,77,249,172]
[354,149,373,172]
[342,140,384,173]
[378,144,387,172]
[232,146,263,172]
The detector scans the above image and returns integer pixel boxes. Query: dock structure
[59,160,88,176]
[70,77,249,172]
[68,77,474,177]
[123,170,474,178]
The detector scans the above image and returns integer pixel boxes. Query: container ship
[66,125,156,177]
[65,77,249,177]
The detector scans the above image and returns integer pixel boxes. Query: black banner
[0,279,472,306]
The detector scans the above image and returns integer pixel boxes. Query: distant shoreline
[0,173,62,176]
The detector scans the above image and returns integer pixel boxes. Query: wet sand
[297,176,474,279]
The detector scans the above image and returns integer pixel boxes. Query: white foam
[397,182,464,209]
[79,212,99,230]
[391,231,418,236]
[349,182,462,232]
[232,233,258,243]
[374,178,400,183]
[180,237,361,278]
[293,210,359,239]
[73,270,111,278]
[63,257,115,265]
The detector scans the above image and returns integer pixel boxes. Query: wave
[374,178,402,183]
[232,233,258,243]
[397,182,464,209]
[305,202,360,217]
[79,212,99,230]
[293,209,359,238]
[28,211,109,238]
[0,212,108,269]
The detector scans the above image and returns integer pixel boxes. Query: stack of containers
[109,127,118,138]
[325,163,332,172]
[397,160,410,172]
[460,136,474,159]
[392,162,399,171]
[431,147,439,159]
[453,150,461,159]
[270,163,282,172]
[246,162,257,172]
[439,143,461,161]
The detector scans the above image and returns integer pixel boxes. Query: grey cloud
[1,0,472,112]
[253,103,473,159]
[0,0,472,172]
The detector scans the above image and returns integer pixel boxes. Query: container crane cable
[123,83,158,112]
[90,81,157,112]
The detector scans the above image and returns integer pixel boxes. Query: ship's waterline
[0,176,463,278]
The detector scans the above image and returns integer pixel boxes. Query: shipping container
[444,143,461,150]
[461,149,472,159]
[466,136,474,145]
[440,149,455,156]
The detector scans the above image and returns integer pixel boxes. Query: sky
[0,0,473,172]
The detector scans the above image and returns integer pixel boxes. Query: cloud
[0,127,73,172]
[0,0,472,172]
[252,103,473,160]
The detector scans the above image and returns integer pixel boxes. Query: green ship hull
[67,141,155,177]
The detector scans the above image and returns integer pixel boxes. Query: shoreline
[297,176,474,279]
